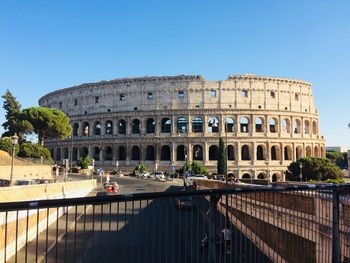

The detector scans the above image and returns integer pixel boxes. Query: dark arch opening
[193,145,203,161]
[146,145,155,160]
[131,146,140,160]
[209,145,218,160]
[160,145,171,161]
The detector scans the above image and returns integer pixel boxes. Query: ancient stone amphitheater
[39,74,325,181]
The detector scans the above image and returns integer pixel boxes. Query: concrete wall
[0,165,52,181]
[0,180,96,262]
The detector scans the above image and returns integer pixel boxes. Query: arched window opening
[146,145,155,160]
[131,146,140,160]
[193,145,203,161]
[227,145,235,160]
[241,145,250,160]
[271,146,277,160]
[293,119,301,134]
[105,121,113,135]
[255,117,263,132]
[192,117,203,133]
[132,119,140,134]
[225,117,234,132]
[304,120,310,134]
[281,119,291,133]
[257,173,266,179]
[242,173,251,179]
[118,146,126,161]
[296,146,303,160]
[161,118,171,133]
[314,146,319,157]
[118,120,126,134]
[320,146,324,157]
[93,147,100,161]
[63,148,69,159]
[56,148,61,161]
[208,117,219,133]
[272,174,278,182]
[257,145,264,160]
[146,118,156,134]
[284,146,292,160]
[306,146,312,157]
[176,145,186,161]
[312,121,317,134]
[94,122,102,136]
[105,146,113,161]
[209,145,219,160]
[73,123,79,136]
[72,148,78,161]
[269,118,277,133]
[177,117,187,133]
[240,117,249,133]
[82,122,89,137]
[160,145,171,161]
[80,147,89,158]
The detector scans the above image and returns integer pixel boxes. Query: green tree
[0,137,19,155]
[19,107,72,146]
[287,157,344,181]
[135,163,148,173]
[179,161,209,176]
[217,137,227,176]
[1,90,22,137]
[18,142,52,160]
[326,151,348,169]
[77,156,91,169]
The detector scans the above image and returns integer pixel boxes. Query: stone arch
[82,122,89,137]
[255,117,264,132]
[160,145,171,161]
[72,148,78,161]
[193,144,203,161]
[131,146,140,160]
[73,123,79,136]
[104,146,113,161]
[269,118,278,133]
[228,173,235,179]
[146,145,155,160]
[80,147,89,158]
[56,148,61,161]
[257,173,267,179]
[304,120,310,134]
[93,146,100,161]
[293,119,301,134]
[281,118,291,133]
[132,119,141,134]
[192,117,203,133]
[146,118,156,134]
[296,146,303,160]
[161,118,171,133]
[177,117,187,133]
[225,117,235,132]
[284,145,292,160]
[242,173,251,179]
[306,146,312,157]
[208,117,219,133]
[312,121,317,134]
[94,121,102,136]
[240,117,249,133]
[314,146,319,157]
[256,145,266,160]
[176,145,186,161]
[241,145,251,160]
[271,145,281,160]
[117,146,126,161]
[209,145,219,160]
[105,120,113,135]
[320,146,324,157]
[272,173,278,182]
[227,145,235,160]
[118,119,126,134]
[63,148,69,159]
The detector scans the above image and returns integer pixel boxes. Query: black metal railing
[1,184,350,263]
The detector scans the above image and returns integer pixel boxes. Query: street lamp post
[299,162,303,182]
[10,133,19,185]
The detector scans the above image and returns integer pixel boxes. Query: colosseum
[39,74,325,182]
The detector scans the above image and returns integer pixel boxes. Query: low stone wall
[0,165,52,181]
[0,180,97,262]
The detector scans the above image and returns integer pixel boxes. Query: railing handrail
[1,183,350,212]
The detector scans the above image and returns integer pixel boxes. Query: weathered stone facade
[39,74,325,181]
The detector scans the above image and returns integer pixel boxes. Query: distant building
[326,146,350,153]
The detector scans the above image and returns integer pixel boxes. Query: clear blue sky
[1,0,349,147]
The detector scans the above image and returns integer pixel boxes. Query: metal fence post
[209,195,220,263]
[332,190,340,263]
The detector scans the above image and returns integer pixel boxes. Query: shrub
[77,156,91,169]
[18,142,51,160]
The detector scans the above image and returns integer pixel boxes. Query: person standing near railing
[221,224,232,254]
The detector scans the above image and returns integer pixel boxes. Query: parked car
[0,179,10,187]
[14,179,36,186]
[185,174,208,185]
[154,171,166,181]
[143,172,152,179]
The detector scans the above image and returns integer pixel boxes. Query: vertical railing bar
[172,197,175,263]
[196,195,200,263]
[25,209,29,263]
[4,211,8,263]
[82,204,86,261]
[35,208,39,263]
[132,200,135,263]
[73,205,78,262]
[45,208,49,263]
[108,202,112,253]
[190,194,194,263]
[229,192,233,262]
[137,199,141,263]
[332,189,341,263]
[91,205,95,262]
[178,195,181,263]
[144,200,148,262]
[55,207,58,263]
[15,210,19,263]
[64,206,68,263]
[164,197,168,263]
[219,195,223,261]
[152,198,155,263]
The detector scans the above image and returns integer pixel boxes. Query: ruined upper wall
[38,74,317,117]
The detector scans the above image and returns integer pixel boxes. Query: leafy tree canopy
[287,157,344,181]
[19,107,72,145]
[77,157,91,169]
[18,142,52,160]
[326,151,348,169]
[135,163,148,173]
[1,90,22,137]
[0,137,19,155]
[179,161,209,176]
[217,137,227,175]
